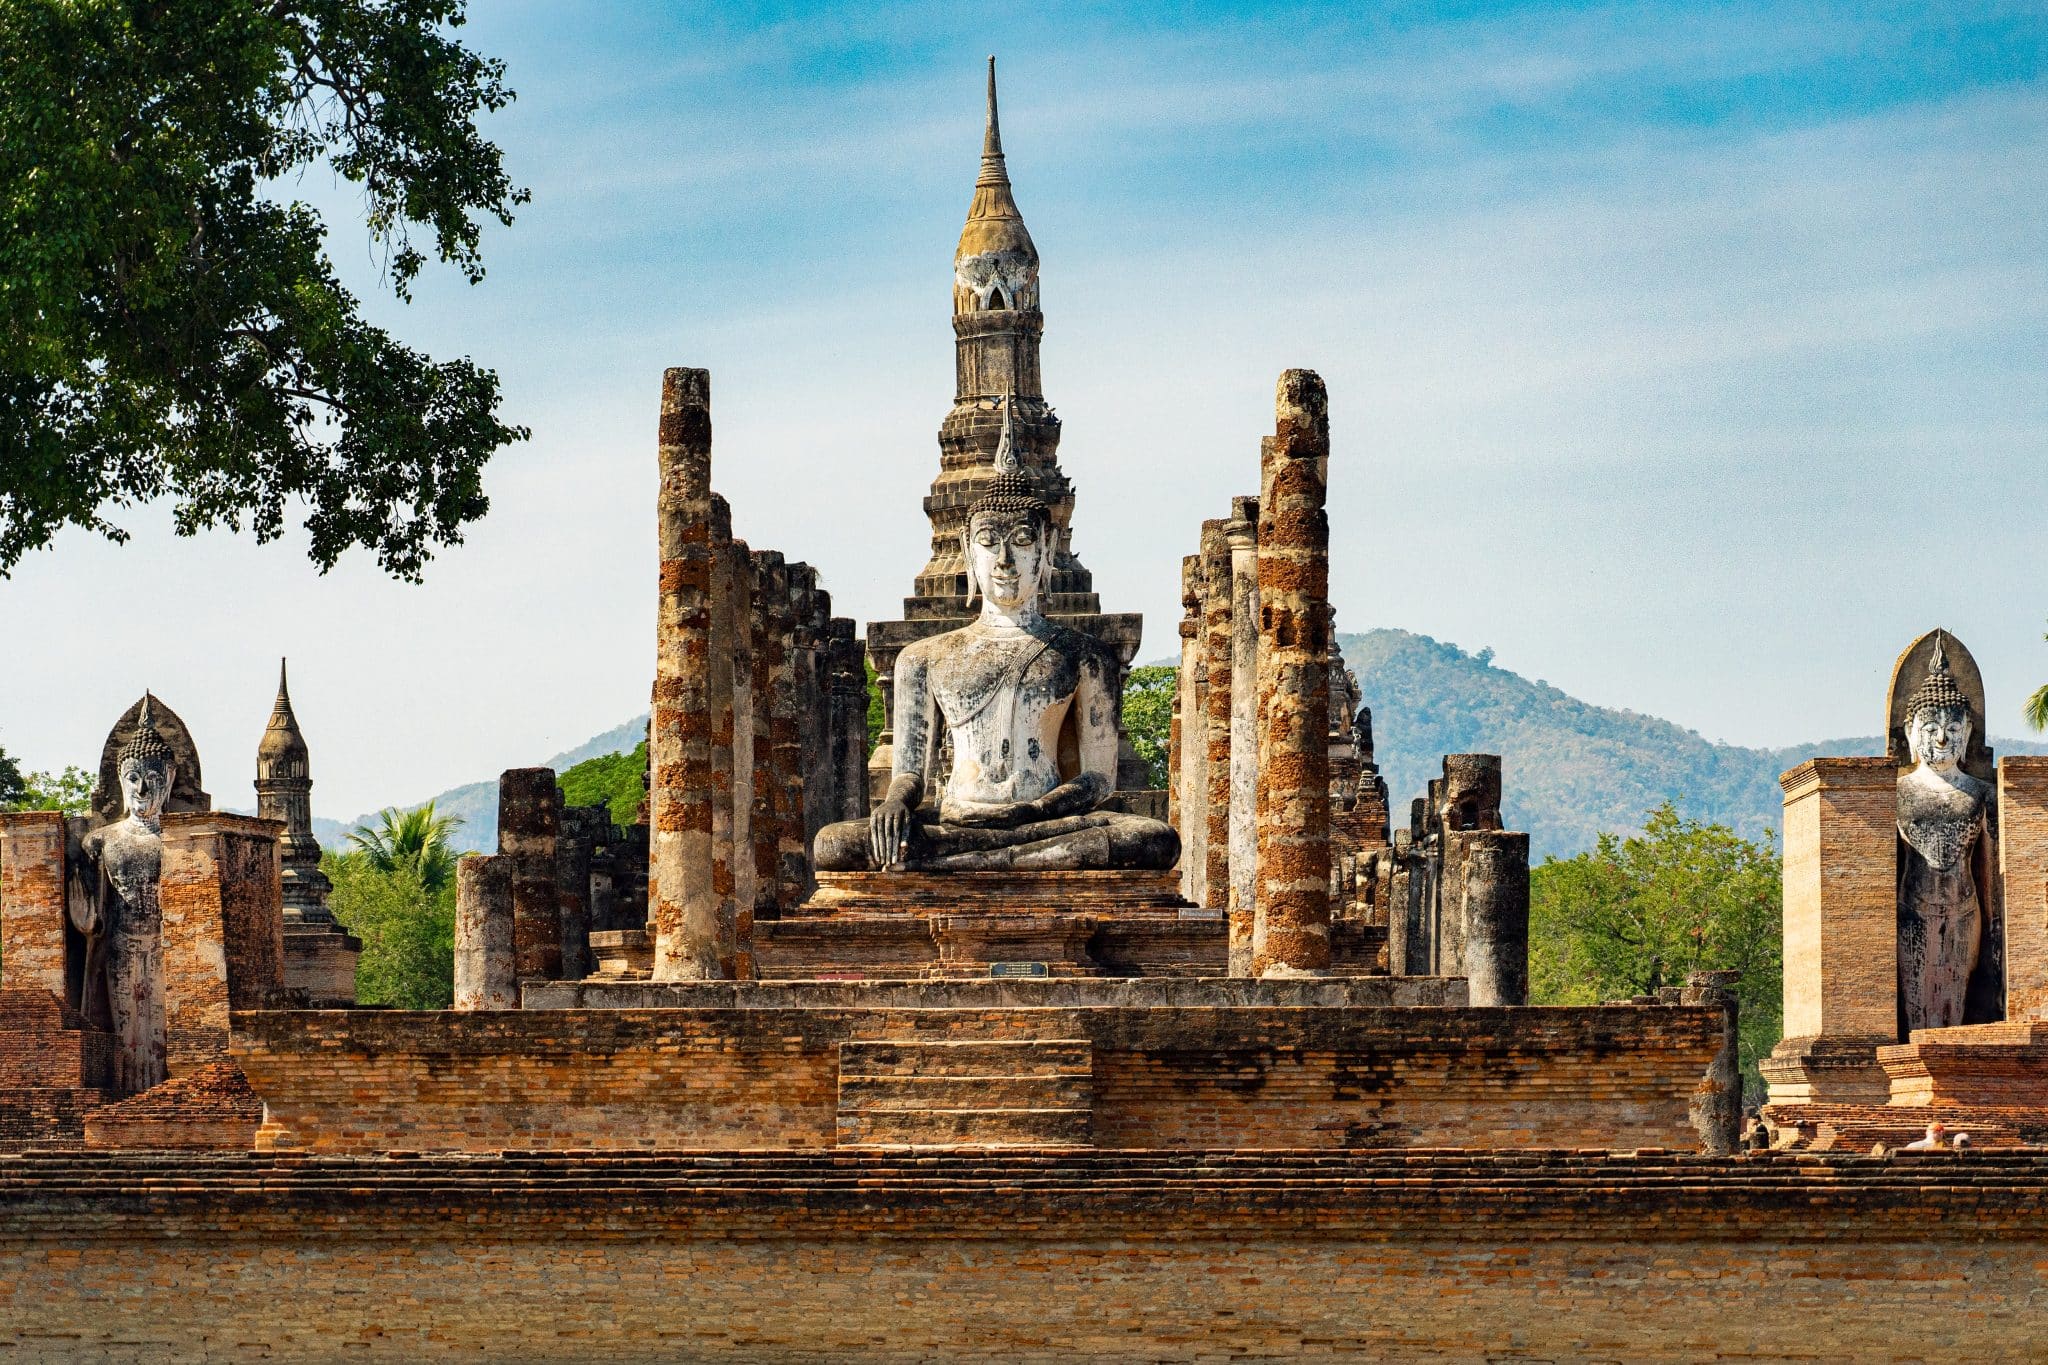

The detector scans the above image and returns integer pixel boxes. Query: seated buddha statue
[1895,638,1992,1031]
[814,406,1179,874]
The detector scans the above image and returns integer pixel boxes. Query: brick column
[651,366,720,979]
[0,811,69,999]
[159,813,284,1072]
[827,619,871,826]
[774,565,811,912]
[1251,369,1332,978]
[499,768,562,983]
[1200,519,1232,909]
[750,552,789,920]
[1462,831,1530,1006]
[453,854,516,1010]
[1999,756,2048,1021]
[1225,499,1260,975]
[1762,756,1897,1104]
[1174,555,1207,906]
[555,801,597,982]
[794,568,834,860]
[726,542,758,978]
[707,499,742,979]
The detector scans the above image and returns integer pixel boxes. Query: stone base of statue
[812,812,1180,874]
[1759,1034,1894,1106]
[283,925,362,1008]
[804,870,1189,916]
[1761,1020,2048,1150]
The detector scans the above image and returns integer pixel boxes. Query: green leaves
[1120,665,1176,789]
[1529,802,1782,1097]
[345,799,462,894]
[0,0,527,578]
[558,741,648,830]
[2028,622,2048,733]
[324,849,454,1009]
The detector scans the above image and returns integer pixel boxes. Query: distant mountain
[1339,629,2048,860]
[322,716,646,854]
[318,628,2047,861]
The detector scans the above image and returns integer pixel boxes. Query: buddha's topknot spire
[1907,631,1968,717]
[120,693,172,767]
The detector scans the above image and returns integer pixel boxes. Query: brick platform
[1,1148,2045,1360]
[233,995,1718,1154]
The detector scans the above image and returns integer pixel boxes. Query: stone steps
[837,1038,1093,1148]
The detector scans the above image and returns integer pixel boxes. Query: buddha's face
[1907,704,1970,771]
[119,755,174,822]
[965,510,1052,612]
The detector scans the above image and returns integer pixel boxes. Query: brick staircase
[836,1038,1093,1147]
[0,990,115,1152]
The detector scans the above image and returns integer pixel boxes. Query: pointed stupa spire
[980,55,1005,182]
[260,655,309,765]
[957,55,1037,286]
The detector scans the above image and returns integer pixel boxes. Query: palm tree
[2030,623,2048,734]
[347,801,464,894]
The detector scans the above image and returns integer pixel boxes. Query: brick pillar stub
[159,812,284,1072]
[2000,756,2048,1022]
[0,811,69,1000]
[500,768,562,982]
[1199,520,1232,910]
[1175,554,1207,907]
[453,853,516,1010]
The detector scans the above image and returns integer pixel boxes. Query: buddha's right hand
[871,798,915,869]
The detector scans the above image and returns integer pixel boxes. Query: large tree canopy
[0,0,528,579]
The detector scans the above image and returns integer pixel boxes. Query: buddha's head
[1904,642,1971,773]
[963,396,1057,614]
[117,694,176,824]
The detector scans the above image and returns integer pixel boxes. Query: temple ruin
[2,57,2047,1363]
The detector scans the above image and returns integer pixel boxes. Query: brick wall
[0,1149,2043,1361]
[160,814,286,1072]
[234,1001,1721,1154]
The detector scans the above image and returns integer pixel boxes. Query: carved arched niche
[1886,628,2003,1027]
[89,694,212,828]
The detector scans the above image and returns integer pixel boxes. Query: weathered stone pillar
[795,569,836,858]
[726,541,758,978]
[827,619,871,826]
[499,768,562,982]
[0,811,69,999]
[1684,969,1743,1156]
[1251,369,1332,978]
[706,499,742,979]
[556,802,600,982]
[773,564,810,912]
[1999,757,2048,1021]
[1174,554,1207,906]
[1225,499,1260,975]
[1761,757,1898,1105]
[453,853,516,1010]
[749,551,783,923]
[651,366,720,979]
[158,812,285,1071]
[1461,831,1530,1006]
[1200,519,1233,909]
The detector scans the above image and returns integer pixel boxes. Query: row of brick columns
[648,368,870,982]
[456,367,868,1006]
[1166,370,1334,977]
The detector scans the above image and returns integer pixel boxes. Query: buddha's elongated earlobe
[961,526,981,610]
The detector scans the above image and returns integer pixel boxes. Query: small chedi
[815,401,1177,875]
[257,661,360,1007]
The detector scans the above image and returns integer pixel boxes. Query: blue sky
[3,0,2045,819]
